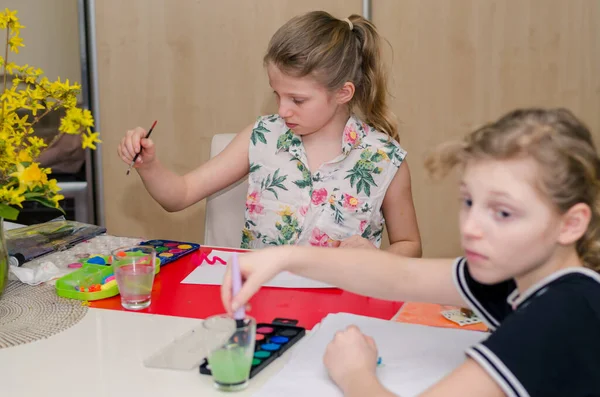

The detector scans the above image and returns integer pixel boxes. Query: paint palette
[199,319,306,379]
[138,239,200,267]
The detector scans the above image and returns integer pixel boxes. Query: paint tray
[199,318,306,379]
[143,317,237,370]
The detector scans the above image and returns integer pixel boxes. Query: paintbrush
[126,120,157,175]
[231,252,246,328]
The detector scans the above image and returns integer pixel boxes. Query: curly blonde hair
[426,108,600,272]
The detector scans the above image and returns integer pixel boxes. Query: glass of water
[111,245,156,310]
[204,314,256,391]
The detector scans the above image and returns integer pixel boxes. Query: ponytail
[348,15,398,141]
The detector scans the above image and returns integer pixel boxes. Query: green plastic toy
[55,257,160,301]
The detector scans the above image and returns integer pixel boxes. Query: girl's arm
[224,245,467,313]
[132,123,253,212]
[335,359,505,397]
[382,160,422,257]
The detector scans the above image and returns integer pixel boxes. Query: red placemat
[91,246,403,329]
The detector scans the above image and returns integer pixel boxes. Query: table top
[1,241,403,396]
[2,308,291,397]
[90,246,403,329]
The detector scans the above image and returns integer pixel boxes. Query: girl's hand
[338,235,377,249]
[117,127,156,168]
[324,325,379,391]
[220,246,292,315]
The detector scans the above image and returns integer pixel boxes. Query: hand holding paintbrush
[117,120,158,175]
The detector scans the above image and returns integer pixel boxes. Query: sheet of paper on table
[180,250,333,289]
[252,312,487,397]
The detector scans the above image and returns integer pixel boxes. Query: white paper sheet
[252,313,487,397]
[180,250,333,289]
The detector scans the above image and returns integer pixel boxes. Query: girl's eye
[292,98,305,105]
[496,210,512,219]
[462,198,473,207]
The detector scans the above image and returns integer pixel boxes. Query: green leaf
[349,174,357,187]
[30,197,65,214]
[254,125,270,133]
[363,182,371,197]
[266,188,279,199]
[293,179,311,189]
[363,173,377,186]
[23,192,46,199]
[361,225,372,239]
[257,131,267,144]
[249,163,261,173]
[0,203,19,221]
[370,153,383,163]
[356,179,367,195]
[334,207,344,224]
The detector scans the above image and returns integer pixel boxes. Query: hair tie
[343,18,354,31]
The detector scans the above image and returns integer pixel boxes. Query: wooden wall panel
[95,1,361,242]
[374,0,600,256]
[96,0,600,255]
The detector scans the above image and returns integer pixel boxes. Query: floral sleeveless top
[240,114,406,249]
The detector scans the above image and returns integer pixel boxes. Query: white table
[1,309,291,397]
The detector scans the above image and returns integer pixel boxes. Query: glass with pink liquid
[111,245,156,310]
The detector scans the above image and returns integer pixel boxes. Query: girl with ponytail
[118,11,421,255]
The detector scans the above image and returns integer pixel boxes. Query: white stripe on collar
[507,267,600,309]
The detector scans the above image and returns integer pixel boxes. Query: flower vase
[0,218,8,299]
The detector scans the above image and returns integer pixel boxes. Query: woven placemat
[0,281,88,348]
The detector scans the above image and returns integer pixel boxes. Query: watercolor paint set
[199,318,306,379]
[138,239,200,266]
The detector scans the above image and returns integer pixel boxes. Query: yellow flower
[0,9,100,220]
[17,150,31,162]
[10,163,49,189]
[0,186,25,207]
[50,193,65,209]
[8,35,23,53]
[46,179,61,194]
[277,206,293,217]
[3,9,19,23]
[82,131,102,149]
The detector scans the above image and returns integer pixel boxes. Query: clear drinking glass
[111,245,156,310]
[203,314,256,391]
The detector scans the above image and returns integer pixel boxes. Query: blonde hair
[264,11,398,141]
[426,108,600,272]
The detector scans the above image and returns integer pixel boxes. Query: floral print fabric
[241,114,406,249]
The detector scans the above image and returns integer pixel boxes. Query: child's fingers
[230,271,264,313]
[119,136,134,163]
[125,135,140,160]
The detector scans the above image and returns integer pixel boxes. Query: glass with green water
[203,315,256,391]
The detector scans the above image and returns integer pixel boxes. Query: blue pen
[377,357,382,366]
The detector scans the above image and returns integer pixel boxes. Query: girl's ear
[336,82,355,105]
[558,203,592,245]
